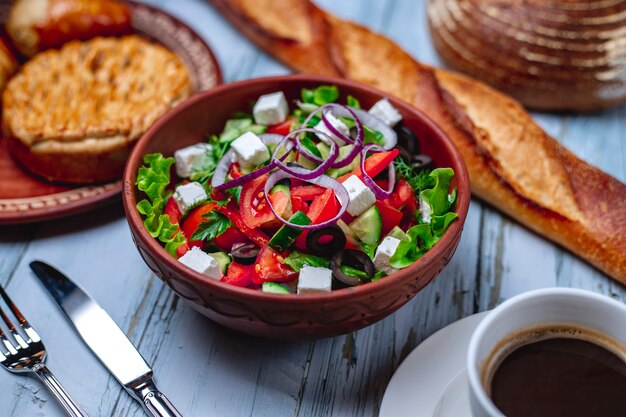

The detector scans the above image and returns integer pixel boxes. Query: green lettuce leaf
[301,85,339,106]
[283,251,330,272]
[389,224,437,269]
[347,95,361,109]
[135,153,185,256]
[420,168,456,216]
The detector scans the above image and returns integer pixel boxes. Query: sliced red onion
[264,170,349,230]
[324,105,364,168]
[212,137,294,190]
[349,107,397,150]
[259,133,285,145]
[272,127,338,180]
[360,143,396,199]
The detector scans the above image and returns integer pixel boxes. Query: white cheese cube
[174,142,212,178]
[178,247,223,280]
[230,132,270,168]
[419,196,432,224]
[343,175,376,217]
[173,182,207,215]
[314,112,350,145]
[297,266,333,294]
[368,98,402,126]
[373,236,402,275]
[253,91,289,125]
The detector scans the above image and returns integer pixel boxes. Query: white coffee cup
[466,287,626,417]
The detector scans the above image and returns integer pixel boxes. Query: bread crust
[210,0,626,282]
[2,35,192,183]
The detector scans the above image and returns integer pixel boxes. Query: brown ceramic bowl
[123,74,470,339]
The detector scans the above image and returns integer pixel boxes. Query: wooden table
[1,0,625,416]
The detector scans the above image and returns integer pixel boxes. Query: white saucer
[380,312,488,417]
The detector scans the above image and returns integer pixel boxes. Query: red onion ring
[360,143,396,199]
[272,127,338,180]
[264,170,349,230]
[211,135,294,190]
[348,107,398,150]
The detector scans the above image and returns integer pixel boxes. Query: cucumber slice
[261,282,292,294]
[208,252,231,274]
[268,211,312,252]
[316,142,331,159]
[349,205,382,245]
[327,145,359,178]
[386,226,410,242]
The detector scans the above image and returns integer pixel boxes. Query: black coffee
[490,336,626,417]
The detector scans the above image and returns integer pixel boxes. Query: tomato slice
[252,246,297,284]
[375,201,403,236]
[164,196,182,225]
[223,262,255,288]
[217,204,270,247]
[291,185,325,200]
[230,162,243,179]
[266,117,295,136]
[240,173,291,229]
[291,196,309,214]
[338,149,400,183]
[181,202,248,251]
[295,189,340,249]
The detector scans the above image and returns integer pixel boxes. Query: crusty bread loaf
[6,0,132,57]
[210,0,626,283]
[3,35,192,183]
[428,0,626,112]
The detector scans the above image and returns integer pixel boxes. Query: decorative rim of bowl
[123,74,470,304]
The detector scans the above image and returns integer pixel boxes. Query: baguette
[209,0,626,283]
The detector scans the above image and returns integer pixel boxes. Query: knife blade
[30,260,183,417]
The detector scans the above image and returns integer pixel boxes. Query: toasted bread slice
[3,35,192,183]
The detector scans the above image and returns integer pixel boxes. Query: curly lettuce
[389,168,458,269]
[135,153,185,257]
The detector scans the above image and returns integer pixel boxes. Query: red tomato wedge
[375,201,403,236]
[216,204,270,247]
[337,149,400,183]
[252,246,297,284]
[291,196,309,215]
[291,185,325,200]
[240,173,291,229]
[295,189,340,249]
[182,202,250,252]
[223,262,255,288]
[164,196,182,225]
[266,117,295,136]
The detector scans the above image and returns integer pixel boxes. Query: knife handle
[132,378,182,417]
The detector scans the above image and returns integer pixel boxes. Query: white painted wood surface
[1,0,624,416]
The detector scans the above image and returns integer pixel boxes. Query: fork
[0,283,88,417]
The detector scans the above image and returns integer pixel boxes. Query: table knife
[30,260,183,417]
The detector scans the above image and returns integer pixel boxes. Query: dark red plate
[0,1,222,224]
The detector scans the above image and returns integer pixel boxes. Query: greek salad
[136,86,458,295]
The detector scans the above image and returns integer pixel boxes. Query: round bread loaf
[2,35,192,183]
[427,0,626,112]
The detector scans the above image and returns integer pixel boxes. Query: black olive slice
[229,243,260,265]
[306,225,346,257]
[394,124,419,155]
[412,154,433,172]
[330,250,375,286]
[395,145,413,163]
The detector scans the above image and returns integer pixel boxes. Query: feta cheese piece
[314,112,350,145]
[178,247,223,280]
[343,175,376,217]
[230,131,270,168]
[174,142,212,178]
[373,236,402,275]
[173,182,207,215]
[253,91,289,125]
[419,196,432,224]
[297,266,333,294]
[368,98,402,126]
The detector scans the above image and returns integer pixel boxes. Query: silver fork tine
[0,304,20,355]
[0,285,28,349]
[0,284,39,344]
